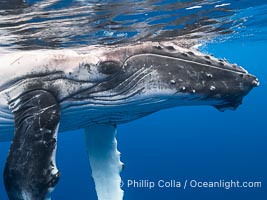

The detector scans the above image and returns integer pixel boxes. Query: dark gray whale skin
[4,90,60,200]
[0,41,259,200]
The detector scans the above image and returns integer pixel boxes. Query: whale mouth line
[125,53,249,75]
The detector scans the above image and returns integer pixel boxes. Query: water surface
[1,0,266,49]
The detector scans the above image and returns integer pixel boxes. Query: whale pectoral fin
[85,125,124,200]
[4,90,60,200]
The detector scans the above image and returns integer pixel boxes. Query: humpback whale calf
[0,41,259,200]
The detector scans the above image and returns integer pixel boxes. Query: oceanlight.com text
[189,179,262,189]
[121,179,262,190]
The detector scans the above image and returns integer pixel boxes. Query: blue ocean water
[0,0,266,200]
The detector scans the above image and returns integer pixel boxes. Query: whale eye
[98,61,121,75]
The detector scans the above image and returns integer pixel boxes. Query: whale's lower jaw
[0,94,218,142]
[0,93,203,140]
[59,94,216,127]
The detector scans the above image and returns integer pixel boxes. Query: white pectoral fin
[85,125,124,200]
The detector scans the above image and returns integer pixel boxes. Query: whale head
[70,42,258,116]
[0,41,259,138]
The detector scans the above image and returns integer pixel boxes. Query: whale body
[0,41,259,200]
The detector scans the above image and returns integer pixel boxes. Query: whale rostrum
[0,41,259,200]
